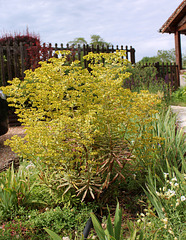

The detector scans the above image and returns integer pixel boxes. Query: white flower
[168,229,174,235]
[164,173,169,179]
[171,177,177,182]
[161,218,168,224]
[167,189,175,195]
[133,174,136,179]
[181,196,186,201]
[169,181,174,186]
[174,183,179,187]
[165,189,176,198]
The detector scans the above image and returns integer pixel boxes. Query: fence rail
[0,43,135,86]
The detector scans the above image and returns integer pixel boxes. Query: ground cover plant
[0,51,185,239]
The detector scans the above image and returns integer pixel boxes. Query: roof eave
[159,0,186,34]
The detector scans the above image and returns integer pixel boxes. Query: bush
[1,51,161,202]
[123,64,169,101]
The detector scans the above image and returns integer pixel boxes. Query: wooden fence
[123,62,179,94]
[145,62,179,90]
[0,43,135,86]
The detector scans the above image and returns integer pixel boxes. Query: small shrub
[1,51,161,202]
[123,63,170,102]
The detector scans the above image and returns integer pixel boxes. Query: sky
[0,0,185,61]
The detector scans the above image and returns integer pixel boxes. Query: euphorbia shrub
[1,51,161,201]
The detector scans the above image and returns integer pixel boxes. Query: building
[159,0,186,86]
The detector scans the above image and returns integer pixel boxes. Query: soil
[0,126,25,170]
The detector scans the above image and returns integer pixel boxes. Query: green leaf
[44,228,62,240]
[90,212,106,240]
[114,202,122,240]
[143,185,164,219]
[138,230,144,240]
[106,212,114,237]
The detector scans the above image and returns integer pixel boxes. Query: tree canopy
[68,35,112,48]
[67,37,87,47]
[139,48,186,66]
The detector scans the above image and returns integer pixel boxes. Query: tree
[138,56,159,64]
[156,49,176,63]
[68,35,112,48]
[90,34,111,47]
[68,37,87,47]
[139,49,179,64]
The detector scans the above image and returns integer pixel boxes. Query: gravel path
[0,126,25,170]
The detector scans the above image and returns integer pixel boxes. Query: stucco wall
[180,70,186,87]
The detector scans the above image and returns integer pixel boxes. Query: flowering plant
[1,51,161,201]
[138,168,186,239]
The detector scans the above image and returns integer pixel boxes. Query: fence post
[101,45,105,53]
[54,43,58,58]
[13,42,19,78]
[130,46,135,64]
[60,43,63,51]
[175,63,180,88]
[78,44,81,61]
[106,45,109,53]
[6,43,13,81]
[111,45,114,53]
[0,45,6,86]
[96,45,100,53]
[125,46,128,60]
[20,42,26,79]
[83,44,87,68]
[48,43,53,58]
[72,44,76,61]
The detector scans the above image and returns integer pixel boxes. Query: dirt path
[0,126,25,170]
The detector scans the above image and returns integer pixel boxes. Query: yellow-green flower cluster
[1,51,162,199]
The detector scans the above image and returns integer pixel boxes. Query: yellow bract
[1,51,162,200]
